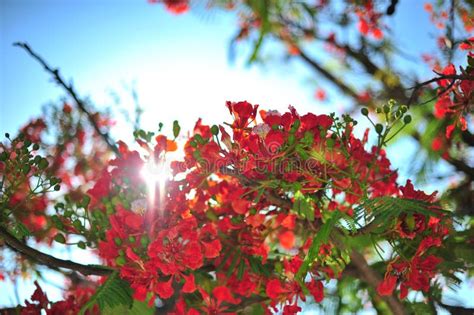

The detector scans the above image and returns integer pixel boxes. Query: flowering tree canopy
[0,0,473,314]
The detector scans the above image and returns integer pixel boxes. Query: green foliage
[102,298,154,315]
[79,271,133,314]
[354,196,449,234]
[247,0,270,63]
[293,191,314,221]
[10,222,31,239]
[408,302,434,314]
[296,211,342,281]
[173,120,181,138]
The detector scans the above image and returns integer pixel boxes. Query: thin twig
[13,42,120,156]
[407,73,474,105]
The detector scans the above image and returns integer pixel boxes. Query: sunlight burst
[141,158,170,211]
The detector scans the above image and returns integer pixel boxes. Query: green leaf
[226,250,241,277]
[409,302,434,314]
[454,246,474,263]
[102,298,154,315]
[11,222,31,239]
[54,233,66,244]
[173,120,180,138]
[354,196,450,234]
[247,0,270,64]
[296,211,341,281]
[38,158,49,170]
[293,191,314,221]
[79,271,133,315]
[237,259,245,280]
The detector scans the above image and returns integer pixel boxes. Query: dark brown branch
[438,301,474,315]
[350,251,407,315]
[408,74,474,90]
[446,157,474,178]
[14,42,120,156]
[297,50,361,100]
[407,73,474,105]
[0,226,113,276]
[386,0,399,15]
[461,130,474,147]
[278,17,411,104]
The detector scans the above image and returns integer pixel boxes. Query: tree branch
[13,42,120,156]
[446,157,474,178]
[438,301,474,315]
[350,251,407,315]
[407,73,474,105]
[297,49,361,100]
[461,130,474,147]
[0,226,113,276]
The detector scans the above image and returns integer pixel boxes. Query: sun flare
[140,158,170,210]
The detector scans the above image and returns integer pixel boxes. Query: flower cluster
[21,281,96,315]
[433,54,473,139]
[378,181,450,298]
[354,0,384,39]
[89,101,451,313]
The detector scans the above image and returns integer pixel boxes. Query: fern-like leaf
[79,271,133,315]
[354,196,449,234]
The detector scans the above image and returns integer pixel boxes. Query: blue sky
[1,0,440,137]
[0,0,472,312]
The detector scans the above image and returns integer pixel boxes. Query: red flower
[153,0,189,14]
[307,280,324,303]
[198,286,240,313]
[87,169,111,201]
[279,230,295,250]
[182,273,197,293]
[265,130,285,154]
[439,64,456,87]
[459,37,474,50]
[446,124,455,138]
[226,101,259,128]
[431,137,444,151]
[155,278,174,299]
[199,224,222,258]
[314,88,326,101]
[31,281,49,309]
[231,199,250,215]
[266,279,286,299]
[283,304,302,315]
[416,236,442,255]
[300,113,333,132]
[377,274,397,296]
[148,224,203,275]
[400,180,437,203]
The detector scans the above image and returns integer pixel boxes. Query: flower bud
[54,234,66,244]
[375,124,383,134]
[403,115,412,124]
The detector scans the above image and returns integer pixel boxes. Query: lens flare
[140,157,170,212]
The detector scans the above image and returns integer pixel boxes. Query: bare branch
[297,49,361,101]
[14,42,120,156]
[0,226,113,276]
[349,251,407,315]
[407,73,474,105]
